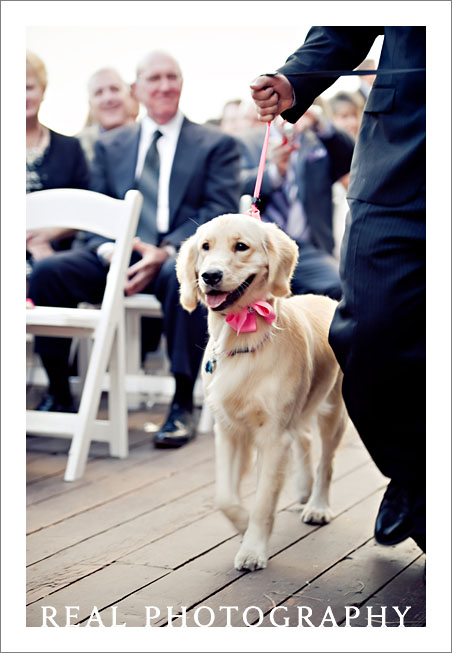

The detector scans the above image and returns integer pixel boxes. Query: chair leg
[125,309,141,375]
[125,308,147,409]
[63,323,119,481]
[76,338,92,385]
[108,319,128,458]
[64,419,91,482]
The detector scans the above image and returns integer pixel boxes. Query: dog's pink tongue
[205,292,228,309]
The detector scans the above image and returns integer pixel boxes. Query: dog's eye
[201,242,210,251]
[235,242,249,252]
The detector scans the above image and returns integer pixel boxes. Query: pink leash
[221,121,275,334]
[246,121,272,220]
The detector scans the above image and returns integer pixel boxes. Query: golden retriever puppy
[176,213,348,571]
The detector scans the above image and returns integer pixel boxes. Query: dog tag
[205,358,217,374]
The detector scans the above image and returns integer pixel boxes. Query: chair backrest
[26,187,142,239]
[26,188,143,314]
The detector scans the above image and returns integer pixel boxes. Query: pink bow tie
[225,301,275,334]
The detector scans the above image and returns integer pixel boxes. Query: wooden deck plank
[258,538,424,627]
[26,463,266,607]
[120,509,238,570]
[26,562,170,627]
[26,456,373,617]
[26,454,71,484]
[26,480,218,603]
[161,490,388,627]
[26,429,371,576]
[27,458,216,563]
[26,423,367,534]
[349,556,426,627]
[25,421,164,481]
[26,425,152,456]
[79,465,386,626]
[26,417,207,507]
[25,445,380,616]
[26,437,213,534]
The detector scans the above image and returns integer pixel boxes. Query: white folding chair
[26,188,143,481]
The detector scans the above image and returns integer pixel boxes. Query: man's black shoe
[153,403,196,449]
[35,393,77,413]
[375,481,425,546]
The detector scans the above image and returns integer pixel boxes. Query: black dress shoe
[153,403,196,449]
[35,394,76,413]
[375,480,425,547]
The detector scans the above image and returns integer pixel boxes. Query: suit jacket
[27,129,90,192]
[278,27,426,208]
[239,126,354,255]
[88,117,241,250]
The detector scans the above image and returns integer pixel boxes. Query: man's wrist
[96,242,115,266]
[268,71,296,109]
[161,243,177,258]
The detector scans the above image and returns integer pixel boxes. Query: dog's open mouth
[204,275,256,312]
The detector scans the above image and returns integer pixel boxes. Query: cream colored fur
[176,214,348,571]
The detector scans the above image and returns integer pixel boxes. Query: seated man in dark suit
[28,50,241,448]
[238,103,354,300]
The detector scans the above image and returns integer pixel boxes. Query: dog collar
[225,301,275,334]
[227,331,271,357]
[205,332,272,374]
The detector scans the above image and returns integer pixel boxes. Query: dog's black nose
[202,269,223,286]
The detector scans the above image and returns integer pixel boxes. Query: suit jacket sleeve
[278,27,383,123]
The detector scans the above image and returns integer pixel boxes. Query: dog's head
[176,213,299,313]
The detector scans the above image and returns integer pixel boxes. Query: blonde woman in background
[26,51,89,263]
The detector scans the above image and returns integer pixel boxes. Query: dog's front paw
[234,542,268,571]
[301,503,332,525]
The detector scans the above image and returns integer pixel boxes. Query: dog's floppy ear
[176,234,199,312]
[265,223,299,297]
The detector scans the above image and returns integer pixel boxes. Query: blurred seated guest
[77,68,139,162]
[239,101,354,299]
[327,92,362,257]
[26,51,89,268]
[219,98,246,135]
[27,50,240,446]
[239,101,263,130]
[327,91,362,142]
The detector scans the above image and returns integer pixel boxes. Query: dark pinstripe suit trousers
[329,199,426,485]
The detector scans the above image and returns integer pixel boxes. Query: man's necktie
[136,129,163,245]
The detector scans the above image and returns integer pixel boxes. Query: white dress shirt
[135,110,184,234]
